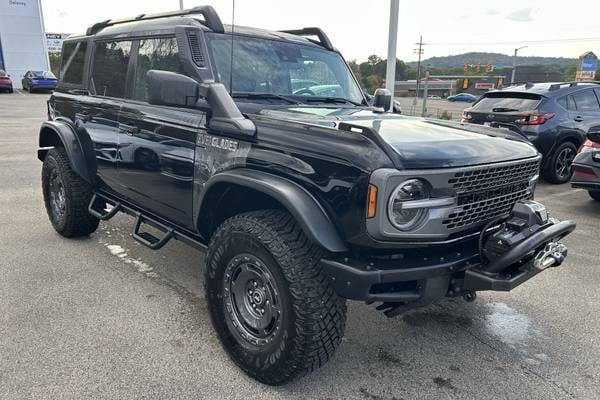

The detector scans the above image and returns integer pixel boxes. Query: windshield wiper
[491,107,519,112]
[232,93,300,105]
[302,96,365,107]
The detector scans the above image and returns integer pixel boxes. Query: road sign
[581,58,598,72]
[475,82,495,90]
[494,64,505,70]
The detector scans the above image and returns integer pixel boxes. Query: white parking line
[536,188,584,202]
[15,89,26,97]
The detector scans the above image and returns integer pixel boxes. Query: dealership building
[0,0,49,89]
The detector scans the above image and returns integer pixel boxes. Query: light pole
[385,0,400,112]
[179,0,184,10]
[511,46,527,85]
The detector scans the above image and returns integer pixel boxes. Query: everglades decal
[197,133,239,152]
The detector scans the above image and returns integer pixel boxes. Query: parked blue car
[21,70,57,92]
[447,92,477,102]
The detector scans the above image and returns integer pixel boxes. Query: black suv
[37,7,575,385]
[463,82,600,184]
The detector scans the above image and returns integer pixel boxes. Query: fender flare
[38,120,96,184]
[197,169,348,253]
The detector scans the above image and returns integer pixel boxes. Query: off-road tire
[542,141,578,184]
[205,210,346,385]
[42,147,99,237]
[589,191,600,202]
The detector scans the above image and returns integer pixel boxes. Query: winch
[481,201,569,274]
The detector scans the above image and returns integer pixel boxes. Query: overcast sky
[41,0,600,62]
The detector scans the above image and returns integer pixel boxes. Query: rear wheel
[205,210,346,385]
[589,191,600,202]
[42,147,99,237]
[542,141,578,184]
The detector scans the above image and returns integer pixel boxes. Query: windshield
[206,33,364,105]
[32,71,56,79]
[472,92,542,112]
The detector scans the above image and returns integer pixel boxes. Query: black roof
[487,81,600,98]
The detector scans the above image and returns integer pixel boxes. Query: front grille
[443,189,532,229]
[448,159,540,193]
[442,158,540,229]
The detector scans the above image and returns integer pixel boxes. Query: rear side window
[91,41,132,98]
[471,92,542,112]
[132,37,186,101]
[60,41,88,85]
[571,90,600,112]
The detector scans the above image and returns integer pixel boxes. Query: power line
[428,36,600,46]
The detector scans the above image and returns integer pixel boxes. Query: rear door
[467,92,543,125]
[83,39,134,190]
[116,36,202,229]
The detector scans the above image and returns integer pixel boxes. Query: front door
[116,36,202,229]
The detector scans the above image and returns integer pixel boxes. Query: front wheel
[42,147,99,237]
[589,191,600,202]
[542,142,578,184]
[205,210,346,385]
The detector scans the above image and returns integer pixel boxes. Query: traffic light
[463,79,469,89]
[463,62,468,73]
[476,62,481,73]
[487,63,494,73]
[498,77,504,87]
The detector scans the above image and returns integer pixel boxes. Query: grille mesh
[448,159,540,193]
[442,159,539,229]
[443,189,532,229]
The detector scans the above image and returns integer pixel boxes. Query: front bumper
[320,219,575,308]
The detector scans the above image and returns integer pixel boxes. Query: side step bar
[88,192,206,251]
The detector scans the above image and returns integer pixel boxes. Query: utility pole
[385,0,400,112]
[421,70,430,117]
[511,46,527,85]
[414,35,425,98]
[179,0,184,10]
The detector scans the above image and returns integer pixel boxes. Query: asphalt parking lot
[1,90,600,400]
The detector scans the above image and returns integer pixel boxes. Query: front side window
[60,41,87,85]
[91,40,132,98]
[206,34,364,104]
[133,37,186,101]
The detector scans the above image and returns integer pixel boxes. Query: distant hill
[407,52,577,68]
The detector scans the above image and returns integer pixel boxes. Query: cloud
[506,8,535,22]
[486,9,501,16]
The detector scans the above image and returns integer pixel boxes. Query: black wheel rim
[223,253,282,347]
[49,170,66,219]
[555,147,576,179]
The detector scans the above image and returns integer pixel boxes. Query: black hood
[258,107,539,169]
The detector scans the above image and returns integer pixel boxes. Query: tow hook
[462,291,477,302]
[533,242,568,271]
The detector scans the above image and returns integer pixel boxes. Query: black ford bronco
[38,6,576,385]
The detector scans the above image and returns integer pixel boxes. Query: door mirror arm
[198,83,256,137]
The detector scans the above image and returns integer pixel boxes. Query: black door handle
[75,111,92,123]
[119,123,140,135]
[574,116,584,122]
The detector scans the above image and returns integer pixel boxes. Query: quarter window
[91,41,132,98]
[571,90,600,112]
[61,41,88,85]
[132,37,186,101]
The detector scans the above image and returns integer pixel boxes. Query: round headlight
[388,179,430,230]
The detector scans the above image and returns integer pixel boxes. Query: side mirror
[373,88,392,113]
[587,126,600,143]
[146,69,255,137]
[146,70,199,108]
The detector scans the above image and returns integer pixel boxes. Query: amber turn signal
[367,184,377,218]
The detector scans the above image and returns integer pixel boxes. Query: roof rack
[279,27,334,51]
[549,81,600,90]
[86,5,224,36]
